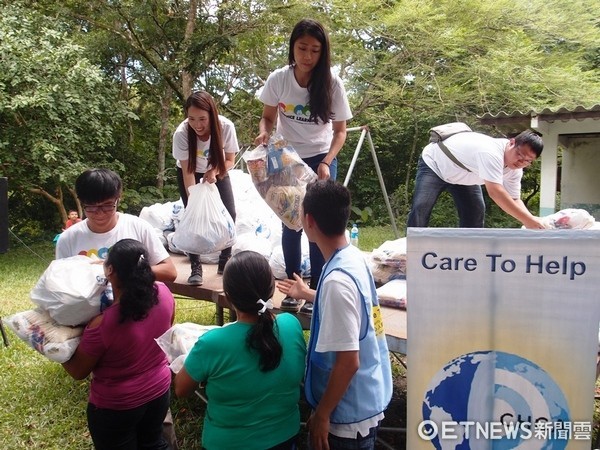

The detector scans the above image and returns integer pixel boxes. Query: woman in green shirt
[175,251,307,449]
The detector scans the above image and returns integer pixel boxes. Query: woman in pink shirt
[62,238,175,450]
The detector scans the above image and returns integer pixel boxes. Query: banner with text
[406,228,600,450]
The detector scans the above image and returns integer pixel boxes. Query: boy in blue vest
[278,179,392,450]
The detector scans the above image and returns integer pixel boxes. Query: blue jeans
[309,426,379,450]
[407,155,485,228]
[87,389,171,450]
[282,154,337,287]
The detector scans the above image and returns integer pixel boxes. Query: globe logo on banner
[422,350,570,449]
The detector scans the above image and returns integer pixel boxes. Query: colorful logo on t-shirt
[76,248,114,309]
[278,102,313,123]
[78,247,110,259]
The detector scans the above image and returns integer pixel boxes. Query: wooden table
[165,253,406,354]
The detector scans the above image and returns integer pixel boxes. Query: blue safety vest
[305,245,393,424]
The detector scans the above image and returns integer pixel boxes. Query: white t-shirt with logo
[56,212,169,265]
[172,115,240,173]
[422,131,522,198]
[259,66,353,158]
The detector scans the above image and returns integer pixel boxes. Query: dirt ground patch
[374,366,407,449]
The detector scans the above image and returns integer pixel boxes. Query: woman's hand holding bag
[172,182,236,254]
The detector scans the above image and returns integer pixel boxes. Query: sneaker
[188,273,203,285]
[188,261,203,285]
[279,296,301,312]
[299,301,313,316]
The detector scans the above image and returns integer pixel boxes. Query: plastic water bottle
[350,223,359,247]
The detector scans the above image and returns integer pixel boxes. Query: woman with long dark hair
[173,90,239,285]
[62,238,175,449]
[255,19,353,314]
[175,251,306,450]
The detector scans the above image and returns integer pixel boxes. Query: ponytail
[222,251,283,372]
[247,310,282,372]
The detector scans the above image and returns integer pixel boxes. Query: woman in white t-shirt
[173,91,239,285]
[255,19,353,314]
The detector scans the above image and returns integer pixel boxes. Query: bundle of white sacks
[140,170,408,308]
[3,255,108,363]
[139,169,311,279]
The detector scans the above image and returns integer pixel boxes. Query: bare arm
[308,350,360,450]
[224,152,235,172]
[62,347,100,380]
[179,158,197,196]
[174,366,200,398]
[152,257,177,282]
[484,181,545,229]
[254,105,278,145]
[317,120,348,180]
[206,151,236,183]
[62,315,102,380]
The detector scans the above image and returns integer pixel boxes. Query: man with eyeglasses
[56,168,177,282]
[407,129,546,229]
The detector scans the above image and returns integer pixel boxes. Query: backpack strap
[437,140,471,172]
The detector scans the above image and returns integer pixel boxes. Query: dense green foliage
[1,0,600,238]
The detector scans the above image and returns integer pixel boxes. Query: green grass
[355,225,401,252]
[0,226,400,449]
[0,241,218,450]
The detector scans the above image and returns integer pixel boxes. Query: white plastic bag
[268,240,311,280]
[29,255,108,326]
[540,208,596,229]
[371,238,408,271]
[172,182,236,254]
[3,309,83,363]
[376,279,407,310]
[243,136,317,231]
[232,232,273,259]
[155,322,219,373]
[139,202,175,231]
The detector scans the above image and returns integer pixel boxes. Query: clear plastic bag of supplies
[243,136,317,231]
[156,322,219,373]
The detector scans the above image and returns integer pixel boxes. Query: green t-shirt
[184,313,307,449]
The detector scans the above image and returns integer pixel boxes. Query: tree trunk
[157,86,173,190]
[182,0,198,99]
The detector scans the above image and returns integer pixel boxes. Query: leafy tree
[0,2,130,233]
[339,0,600,227]
[4,0,600,236]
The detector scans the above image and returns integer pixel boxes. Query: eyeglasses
[515,147,536,165]
[83,200,119,214]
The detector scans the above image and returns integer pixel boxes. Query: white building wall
[561,138,600,220]
[532,117,600,219]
